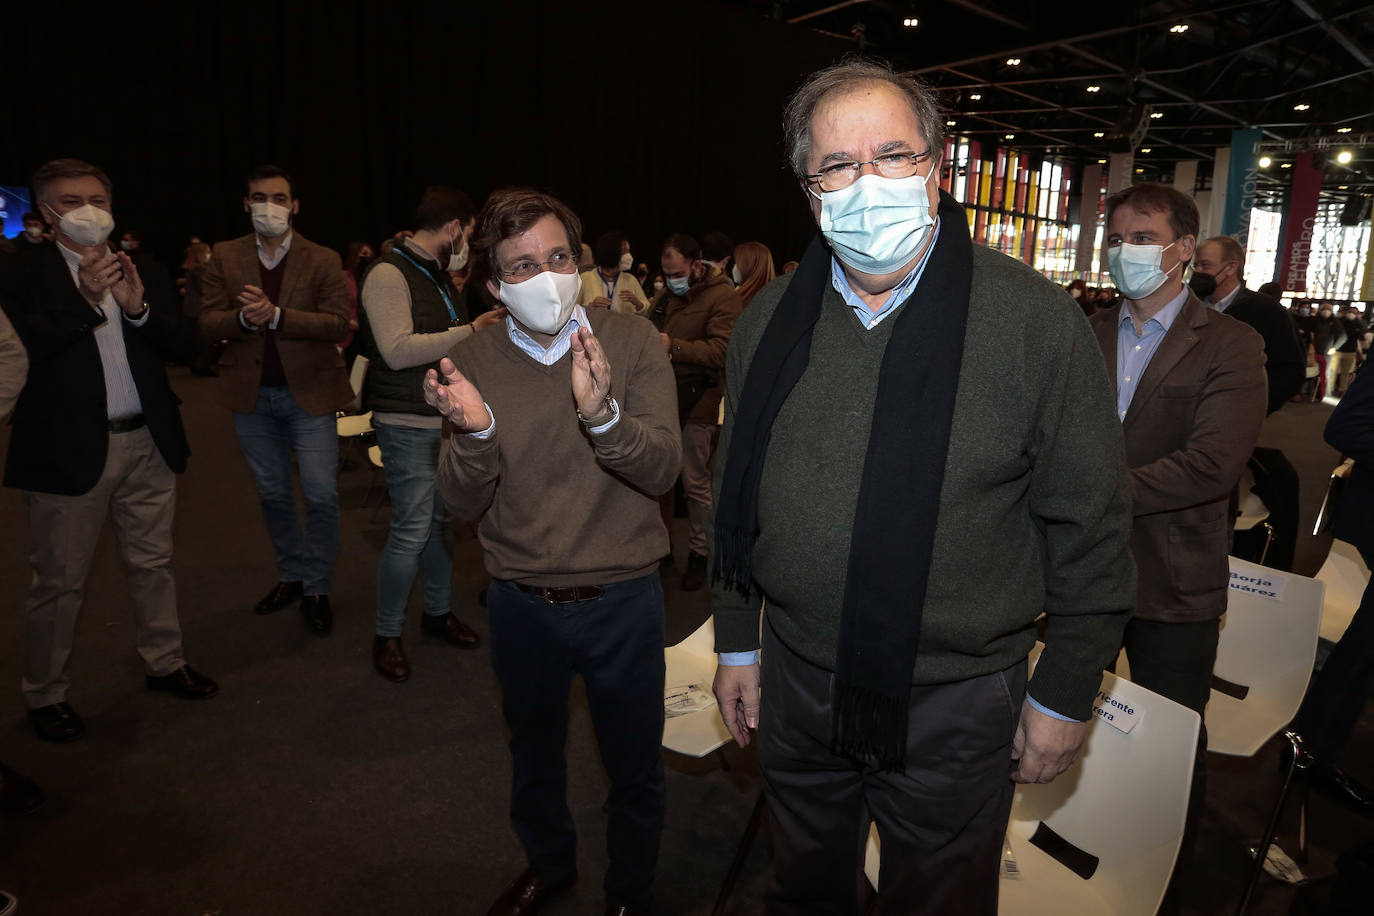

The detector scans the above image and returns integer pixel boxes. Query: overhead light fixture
[1093,131,1105,138]
[1086,85,1101,93]
[1293,103,1311,111]
[946,119,956,126]
[1149,111,1164,119]
[1006,57,1022,66]
[1135,168,1145,173]
[969,93,982,101]
[1169,23,1189,34]
[1337,150,1354,164]
[1281,163,1292,169]
[1259,156,1273,167]
[1340,185,1349,190]
[1337,126,1353,133]
[1140,147,1152,154]
[1098,159,1107,164]
[902,17,919,27]
[1005,133,1016,140]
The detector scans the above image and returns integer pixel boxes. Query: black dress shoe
[487,867,575,916]
[146,665,219,700]
[27,702,84,742]
[420,612,480,649]
[300,594,332,635]
[0,761,45,815]
[254,580,303,614]
[1310,763,1374,816]
[373,636,411,682]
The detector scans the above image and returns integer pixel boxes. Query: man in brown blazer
[1090,182,1266,907]
[199,165,352,635]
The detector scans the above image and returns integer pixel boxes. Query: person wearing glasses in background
[424,188,680,916]
[708,60,1134,913]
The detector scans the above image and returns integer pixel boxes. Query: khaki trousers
[23,425,185,707]
[681,423,716,555]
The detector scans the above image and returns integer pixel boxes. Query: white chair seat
[663,616,732,758]
[1316,538,1370,645]
[336,411,374,439]
[367,445,383,469]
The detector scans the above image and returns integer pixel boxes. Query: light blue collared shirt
[57,240,148,420]
[1116,287,1188,421]
[828,220,941,330]
[1209,284,1241,313]
[466,304,619,439]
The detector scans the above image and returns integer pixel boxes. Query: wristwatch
[577,395,617,427]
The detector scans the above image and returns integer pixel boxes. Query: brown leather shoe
[420,611,481,649]
[487,867,575,916]
[372,636,410,682]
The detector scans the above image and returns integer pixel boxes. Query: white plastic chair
[344,353,369,413]
[1315,539,1370,646]
[336,355,372,438]
[663,616,732,757]
[861,652,1200,916]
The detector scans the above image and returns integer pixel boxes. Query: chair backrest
[349,354,370,399]
[1207,556,1324,757]
[1316,538,1370,644]
[662,615,733,758]
[865,654,1200,916]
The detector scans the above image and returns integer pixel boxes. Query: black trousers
[759,619,1024,916]
[487,573,666,908]
[1294,546,1374,763]
[1250,447,1301,572]
[1121,616,1220,910]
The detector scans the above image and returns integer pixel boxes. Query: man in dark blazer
[1,158,218,744]
[1292,362,1374,814]
[1194,235,1306,570]
[199,165,352,635]
[1091,183,1267,905]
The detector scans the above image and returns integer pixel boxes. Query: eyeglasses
[805,149,934,193]
[498,249,579,282]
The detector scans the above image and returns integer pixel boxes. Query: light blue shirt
[466,304,619,439]
[1209,285,1241,313]
[57,240,148,420]
[1116,287,1189,421]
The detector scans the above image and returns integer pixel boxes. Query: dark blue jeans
[486,573,666,909]
[373,422,453,637]
[1295,546,1374,763]
[232,386,339,595]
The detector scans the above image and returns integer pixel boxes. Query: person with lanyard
[356,185,506,681]
[576,230,649,315]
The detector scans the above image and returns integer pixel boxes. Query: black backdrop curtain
[4,1,851,270]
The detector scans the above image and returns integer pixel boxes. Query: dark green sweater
[709,245,1135,721]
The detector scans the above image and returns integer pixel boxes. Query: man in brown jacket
[651,233,743,591]
[199,165,352,635]
[1090,182,1266,906]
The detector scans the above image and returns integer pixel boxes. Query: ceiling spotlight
[1149,111,1164,119]
[1337,126,1353,133]
[969,92,982,101]
[1293,103,1311,111]
[1093,131,1105,138]
[1281,163,1292,169]
[1340,185,1349,190]
[1005,133,1016,140]
[1086,85,1101,93]
[1169,23,1189,33]
[1259,156,1273,167]
[902,17,919,27]
[1140,147,1152,154]
[946,119,956,126]
[1135,168,1145,173]
[1006,57,1022,66]
[1337,150,1354,164]
[1098,159,1107,164]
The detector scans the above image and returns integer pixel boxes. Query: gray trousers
[759,619,1023,916]
[22,425,186,707]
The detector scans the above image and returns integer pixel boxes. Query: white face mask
[817,171,936,275]
[250,201,291,238]
[731,264,743,285]
[619,251,634,272]
[448,229,469,272]
[46,202,114,248]
[499,269,581,335]
[23,226,43,240]
[1107,240,1179,301]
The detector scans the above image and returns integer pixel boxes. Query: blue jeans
[233,386,339,595]
[374,422,454,637]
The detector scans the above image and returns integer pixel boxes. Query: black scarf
[713,190,973,770]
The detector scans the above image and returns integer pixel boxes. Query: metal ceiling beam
[786,0,869,24]
[1290,0,1374,69]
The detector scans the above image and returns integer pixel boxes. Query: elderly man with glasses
[425,188,681,916]
[708,59,1135,913]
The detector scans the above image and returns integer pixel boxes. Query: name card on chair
[1092,689,1141,734]
[1229,570,1287,601]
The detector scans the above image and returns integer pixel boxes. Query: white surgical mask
[499,269,581,335]
[667,275,691,297]
[120,240,135,251]
[448,229,469,272]
[250,201,291,238]
[731,264,743,285]
[619,251,634,272]
[46,203,114,248]
[23,226,42,240]
[818,171,936,275]
[1107,241,1179,301]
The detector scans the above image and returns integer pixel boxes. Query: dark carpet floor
[0,369,1369,916]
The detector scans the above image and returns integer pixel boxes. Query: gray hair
[783,58,944,181]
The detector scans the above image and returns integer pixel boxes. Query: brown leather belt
[515,583,605,604]
[108,414,145,434]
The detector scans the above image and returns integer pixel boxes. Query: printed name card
[1229,569,1287,602]
[1092,689,1142,734]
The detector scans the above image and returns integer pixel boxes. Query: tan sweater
[436,308,681,585]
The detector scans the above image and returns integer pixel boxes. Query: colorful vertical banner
[1221,129,1262,243]
[1276,152,1324,293]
